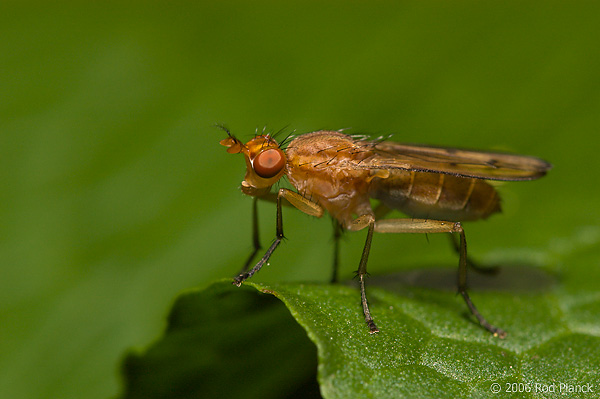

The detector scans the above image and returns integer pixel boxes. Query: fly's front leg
[375,219,506,338]
[233,189,323,286]
[240,197,261,273]
[239,192,295,273]
[233,192,284,286]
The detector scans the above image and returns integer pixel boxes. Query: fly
[220,128,552,338]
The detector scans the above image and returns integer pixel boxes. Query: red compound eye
[253,148,285,178]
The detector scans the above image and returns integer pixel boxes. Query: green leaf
[121,282,320,399]
[122,231,600,399]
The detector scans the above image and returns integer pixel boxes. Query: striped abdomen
[369,170,501,222]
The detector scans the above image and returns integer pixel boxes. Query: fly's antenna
[217,123,247,153]
[215,123,234,138]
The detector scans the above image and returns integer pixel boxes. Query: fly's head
[220,128,287,197]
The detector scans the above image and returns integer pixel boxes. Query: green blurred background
[1,2,599,398]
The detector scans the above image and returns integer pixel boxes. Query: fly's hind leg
[375,219,506,338]
[454,223,506,338]
[448,234,499,275]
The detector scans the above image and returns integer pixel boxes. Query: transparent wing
[355,140,552,181]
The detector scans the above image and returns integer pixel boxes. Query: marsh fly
[220,128,551,338]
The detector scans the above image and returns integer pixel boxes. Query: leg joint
[452,221,463,233]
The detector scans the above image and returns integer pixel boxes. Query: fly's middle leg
[375,218,506,338]
[331,220,343,283]
[352,215,379,334]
